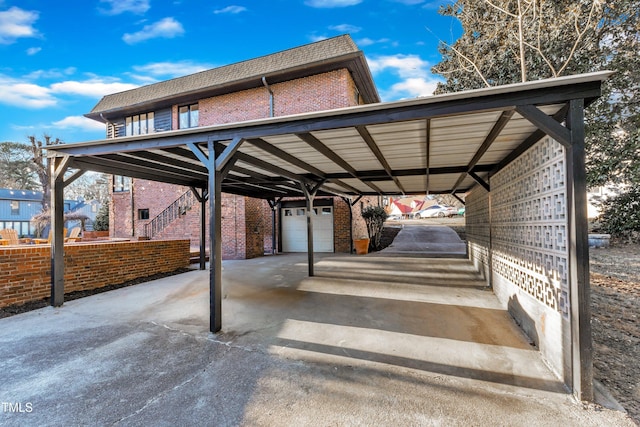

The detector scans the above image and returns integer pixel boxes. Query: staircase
[143,190,197,239]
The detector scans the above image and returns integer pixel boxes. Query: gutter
[262,76,274,117]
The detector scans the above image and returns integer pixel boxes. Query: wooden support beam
[299,180,325,277]
[191,187,208,271]
[451,109,514,193]
[565,98,593,401]
[516,105,572,147]
[297,132,382,194]
[356,125,407,194]
[207,140,222,333]
[50,157,67,307]
[468,171,490,192]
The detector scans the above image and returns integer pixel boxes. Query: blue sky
[0,0,460,144]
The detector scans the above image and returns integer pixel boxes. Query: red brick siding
[111,191,130,238]
[262,200,276,254]
[244,197,267,258]
[333,197,352,253]
[220,193,245,259]
[0,240,190,308]
[110,68,362,259]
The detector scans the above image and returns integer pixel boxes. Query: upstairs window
[179,104,199,129]
[10,200,19,215]
[113,176,131,192]
[125,112,154,136]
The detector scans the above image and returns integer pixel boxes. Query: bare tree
[432,0,603,90]
[28,135,64,210]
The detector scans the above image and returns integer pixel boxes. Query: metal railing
[143,189,196,239]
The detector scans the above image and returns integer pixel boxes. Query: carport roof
[48,71,611,199]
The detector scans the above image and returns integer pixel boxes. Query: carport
[46,71,609,400]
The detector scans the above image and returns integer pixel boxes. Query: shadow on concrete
[273,337,566,393]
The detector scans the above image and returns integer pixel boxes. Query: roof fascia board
[55,74,608,158]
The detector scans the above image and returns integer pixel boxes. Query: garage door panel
[282,207,334,253]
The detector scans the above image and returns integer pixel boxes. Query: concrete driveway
[0,250,633,426]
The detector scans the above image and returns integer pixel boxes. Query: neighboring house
[388,196,430,218]
[86,35,381,259]
[0,188,88,237]
[65,199,101,231]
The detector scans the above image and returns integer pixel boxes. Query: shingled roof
[87,35,379,122]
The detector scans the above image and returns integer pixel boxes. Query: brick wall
[220,193,246,259]
[333,197,352,253]
[244,197,268,259]
[0,240,190,308]
[110,68,362,260]
[198,69,357,125]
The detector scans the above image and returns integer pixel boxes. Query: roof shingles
[89,35,368,116]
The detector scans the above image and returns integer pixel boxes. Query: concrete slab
[375,225,467,257]
[0,254,633,426]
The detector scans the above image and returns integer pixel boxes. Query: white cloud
[305,0,362,8]
[355,37,390,47]
[133,61,213,78]
[50,79,139,98]
[0,75,55,108]
[26,46,41,55]
[0,6,39,44]
[367,54,442,100]
[329,24,361,33]
[308,34,328,42]
[24,67,76,80]
[51,116,105,131]
[368,54,429,79]
[387,77,440,98]
[213,5,247,14]
[99,0,150,15]
[122,17,185,44]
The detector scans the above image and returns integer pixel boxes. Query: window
[125,112,154,136]
[10,200,19,215]
[138,209,150,220]
[113,176,131,192]
[179,104,199,129]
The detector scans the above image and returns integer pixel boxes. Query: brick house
[86,35,381,259]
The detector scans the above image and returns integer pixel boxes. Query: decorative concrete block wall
[465,186,490,282]
[467,136,570,380]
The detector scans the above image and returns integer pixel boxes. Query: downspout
[262,76,274,118]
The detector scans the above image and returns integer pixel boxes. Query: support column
[300,180,325,277]
[191,138,243,333]
[49,156,78,307]
[268,197,282,255]
[50,158,65,306]
[209,166,222,332]
[566,98,593,401]
[191,187,208,271]
[341,195,362,254]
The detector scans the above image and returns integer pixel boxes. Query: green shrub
[361,205,388,251]
[600,188,640,242]
[93,201,110,231]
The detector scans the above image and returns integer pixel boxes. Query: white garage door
[281,206,334,252]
